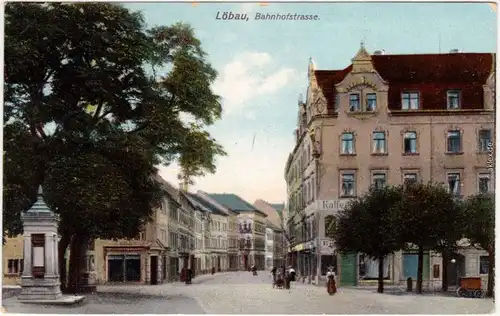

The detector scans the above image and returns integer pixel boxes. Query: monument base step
[18,295,85,305]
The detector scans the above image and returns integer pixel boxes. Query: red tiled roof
[314,66,352,113]
[314,53,494,111]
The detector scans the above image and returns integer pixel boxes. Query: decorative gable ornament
[346,77,378,92]
[351,42,376,74]
[311,95,327,116]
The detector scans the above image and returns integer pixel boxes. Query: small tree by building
[399,182,458,294]
[463,193,495,298]
[333,186,406,293]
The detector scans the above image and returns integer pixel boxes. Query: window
[366,93,377,111]
[403,173,418,186]
[447,131,462,153]
[349,94,360,111]
[479,256,489,274]
[341,173,356,197]
[324,215,336,237]
[403,132,417,154]
[478,174,490,194]
[447,90,460,109]
[341,133,355,154]
[401,92,419,110]
[372,132,386,154]
[447,173,461,196]
[478,129,492,152]
[372,173,386,189]
[7,259,23,274]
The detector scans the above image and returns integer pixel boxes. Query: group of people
[270,266,296,291]
[269,265,337,295]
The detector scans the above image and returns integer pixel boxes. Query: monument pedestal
[19,276,62,300]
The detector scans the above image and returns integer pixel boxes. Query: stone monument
[18,186,84,304]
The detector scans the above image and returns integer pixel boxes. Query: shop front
[103,246,148,283]
[319,238,337,276]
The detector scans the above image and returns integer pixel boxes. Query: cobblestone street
[3,272,494,314]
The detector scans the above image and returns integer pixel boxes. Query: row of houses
[283,46,495,288]
[2,178,286,285]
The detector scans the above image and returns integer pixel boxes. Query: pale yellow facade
[2,235,24,285]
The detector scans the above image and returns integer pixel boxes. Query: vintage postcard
[2,1,496,314]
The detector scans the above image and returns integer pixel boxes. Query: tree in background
[399,182,459,294]
[463,193,495,297]
[333,186,406,293]
[4,2,225,293]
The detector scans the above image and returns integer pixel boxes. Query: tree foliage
[399,182,460,294]
[333,186,406,293]
[4,2,226,292]
[463,193,495,297]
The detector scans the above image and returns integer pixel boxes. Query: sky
[122,2,497,204]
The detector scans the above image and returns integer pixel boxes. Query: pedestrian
[326,266,337,295]
[271,266,277,284]
[289,266,296,282]
[284,270,291,292]
[275,270,284,289]
[185,268,192,285]
[251,264,257,276]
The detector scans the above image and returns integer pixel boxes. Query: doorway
[217,257,221,271]
[162,256,167,280]
[243,254,248,270]
[447,254,466,287]
[150,256,158,285]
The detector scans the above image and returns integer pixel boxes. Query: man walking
[271,266,277,285]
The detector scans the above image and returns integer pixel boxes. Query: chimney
[373,50,385,55]
[449,49,461,53]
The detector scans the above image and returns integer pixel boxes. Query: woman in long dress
[326,267,337,295]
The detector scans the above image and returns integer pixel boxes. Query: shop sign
[317,199,353,212]
[305,240,316,250]
[320,238,336,254]
[292,243,305,252]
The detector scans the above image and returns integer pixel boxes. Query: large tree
[399,182,459,294]
[4,2,225,292]
[463,193,495,298]
[333,185,406,293]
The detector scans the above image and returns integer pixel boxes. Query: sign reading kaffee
[316,199,352,211]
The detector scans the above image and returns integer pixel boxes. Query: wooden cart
[457,277,484,298]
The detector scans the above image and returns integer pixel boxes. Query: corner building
[284,46,495,288]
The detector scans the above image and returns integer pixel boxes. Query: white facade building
[265,227,274,270]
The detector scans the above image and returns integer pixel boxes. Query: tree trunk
[58,233,72,293]
[67,234,89,294]
[441,250,449,292]
[416,247,424,294]
[487,250,495,298]
[377,256,384,293]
